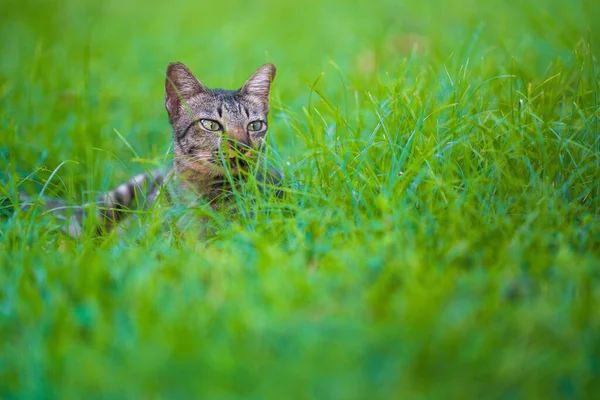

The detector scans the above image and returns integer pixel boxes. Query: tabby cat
[20,62,279,237]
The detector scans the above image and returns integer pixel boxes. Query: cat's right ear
[165,62,206,118]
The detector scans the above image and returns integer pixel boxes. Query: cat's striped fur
[20,62,278,237]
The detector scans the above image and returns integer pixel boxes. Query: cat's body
[19,62,278,237]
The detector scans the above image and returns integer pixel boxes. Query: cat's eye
[247,121,264,132]
[200,119,221,131]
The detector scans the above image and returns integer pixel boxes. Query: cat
[17,62,279,237]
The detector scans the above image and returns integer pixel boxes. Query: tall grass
[1,0,599,398]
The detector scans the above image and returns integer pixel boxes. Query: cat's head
[165,62,276,180]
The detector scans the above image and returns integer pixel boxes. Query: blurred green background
[1,0,600,398]
[2,0,598,176]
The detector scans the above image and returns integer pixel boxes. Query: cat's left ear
[240,63,276,103]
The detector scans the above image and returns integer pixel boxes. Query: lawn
[1,0,600,398]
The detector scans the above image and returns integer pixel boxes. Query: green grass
[1,0,600,398]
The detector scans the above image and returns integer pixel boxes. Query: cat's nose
[225,130,251,154]
[225,138,250,159]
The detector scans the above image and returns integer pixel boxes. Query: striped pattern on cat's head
[164,62,276,184]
